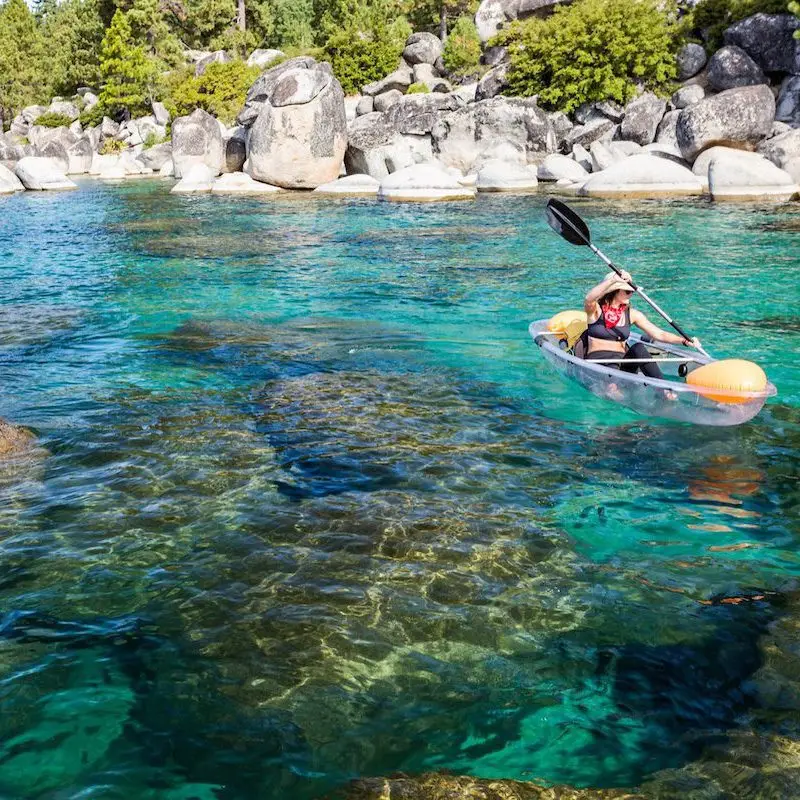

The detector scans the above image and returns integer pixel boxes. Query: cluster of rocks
[1,17,799,202]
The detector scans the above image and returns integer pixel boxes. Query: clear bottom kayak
[529,320,776,426]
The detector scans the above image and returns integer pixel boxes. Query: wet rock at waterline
[14,157,77,190]
[171,108,224,179]
[170,163,218,193]
[138,142,173,172]
[707,149,798,201]
[377,163,476,201]
[676,84,776,162]
[313,174,380,196]
[475,159,538,192]
[211,172,281,194]
[246,60,347,189]
[0,163,24,193]
[578,154,703,198]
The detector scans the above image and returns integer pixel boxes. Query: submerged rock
[0,419,37,457]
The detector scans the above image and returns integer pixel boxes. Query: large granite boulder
[476,159,538,191]
[676,84,775,161]
[776,76,800,127]
[14,156,77,190]
[676,42,708,80]
[0,163,24,193]
[171,108,224,178]
[402,32,442,66]
[66,137,94,174]
[139,142,173,171]
[537,153,588,182]
[723,13,800,75]
[431,97,554,172]
[247,48,285,69]
[37,140,69,173]
[211,172,281,194]
[377,163,476,201]
[620,92,666,146]
[170,162,217,193]
[706,45,766,92]
[238,57,320,124]
[246,59,347,188]
[385,94,460,135]
[345,113,414,179]
[313,174,380,196]
[672,84,705,109]
[578,153,703,197]
[707,148,797,201]
[475,0,567,43]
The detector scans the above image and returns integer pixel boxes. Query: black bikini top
[587,305,630,342]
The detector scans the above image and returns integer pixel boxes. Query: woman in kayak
[584,271,701,379]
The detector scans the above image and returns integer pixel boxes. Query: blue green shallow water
[0,180,798,799]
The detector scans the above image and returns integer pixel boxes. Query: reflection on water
[0,182,798,799]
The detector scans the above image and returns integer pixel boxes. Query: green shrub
[323,19,410,95]
[683,0,790,51]
[79,103,105,128]
[143,130,167,148]
[100,137,125,154]
[33,112,74,128]
[442,15,482,75]
[167,61,260,125]
[406,81,430,94]
[495,0,677,113]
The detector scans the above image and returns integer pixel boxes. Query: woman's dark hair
[599,290,624,307]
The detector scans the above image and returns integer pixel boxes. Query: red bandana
[602,303,628,329]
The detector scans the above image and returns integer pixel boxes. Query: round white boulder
[170,163,217,193]
[313,174,380,196]
[378,164,476,202]
[537,154,589,182]
[211,172,281,194]
[578,154,703,198]
[707,149,798,201]
[14,157,77,190]
[476,159,538,192]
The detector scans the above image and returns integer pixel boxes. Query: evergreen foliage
[33,111,75,127]
[0,0,45,124]
[97,9,158,118]
[168,60,259,123]
[442,14,480,74]
[406,81,430,93]
[496,0,677,113]
[791,0,800,39]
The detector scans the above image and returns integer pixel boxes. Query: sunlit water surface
[0,181,798,799]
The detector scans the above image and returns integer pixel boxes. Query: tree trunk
[439,3,447,42]
[237,0,245,31]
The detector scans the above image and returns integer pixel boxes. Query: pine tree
[43,0,105,95]
[98,9,157,118]
[0,0,46,125]
[126,0,183,67]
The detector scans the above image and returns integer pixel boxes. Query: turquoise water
[0,180,798,798]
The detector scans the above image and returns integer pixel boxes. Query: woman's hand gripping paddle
[544,198,711,359]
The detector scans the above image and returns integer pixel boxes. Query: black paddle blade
[545,199,591,247]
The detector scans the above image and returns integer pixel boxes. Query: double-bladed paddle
[544,198,710,359]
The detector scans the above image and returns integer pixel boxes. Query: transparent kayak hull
[529,320,776,426]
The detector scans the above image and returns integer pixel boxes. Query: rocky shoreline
[1,14,799,204]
